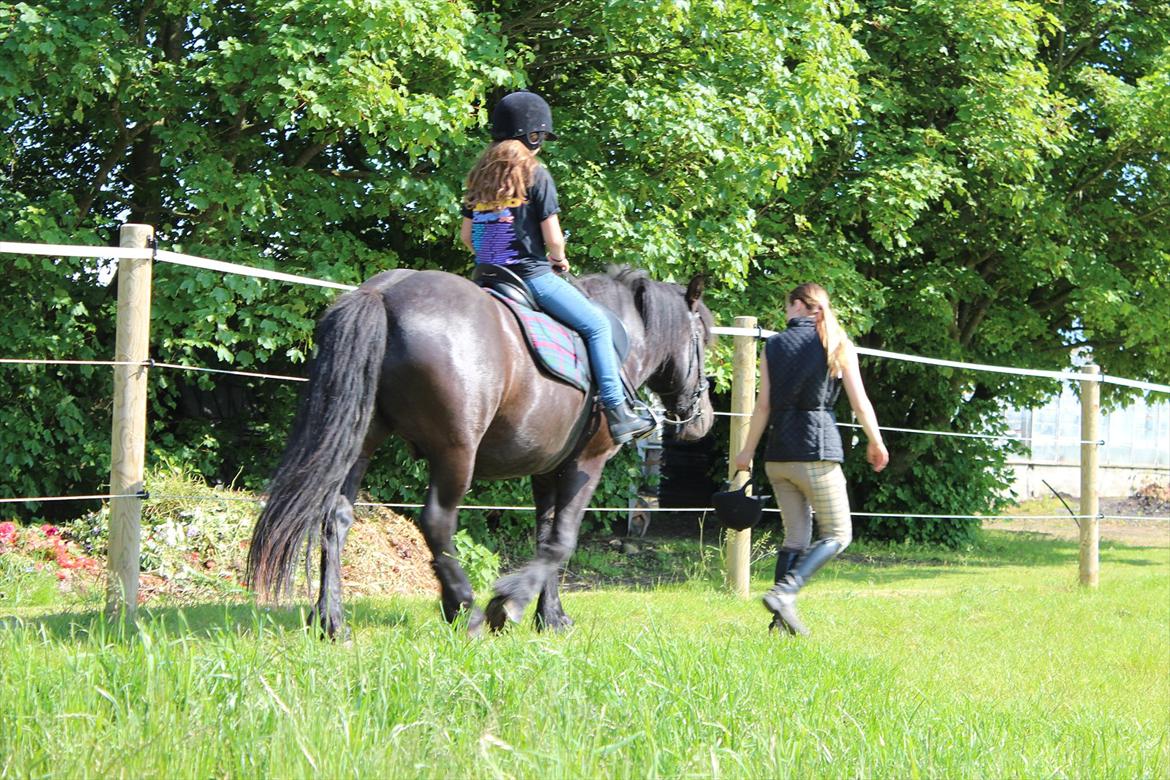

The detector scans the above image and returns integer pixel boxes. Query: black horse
[247,267,714,637]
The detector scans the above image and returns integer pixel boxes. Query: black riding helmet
[491,91,558,150]
[711,480,770,531]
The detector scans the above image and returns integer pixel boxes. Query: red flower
[40,524,61,537]
[0,521,16,547]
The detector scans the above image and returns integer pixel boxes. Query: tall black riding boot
[604,401,656,445]
[768,547,802,633]
[762,539,842,636]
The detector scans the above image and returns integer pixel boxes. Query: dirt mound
[341,506,438,597]
[1119,480,1170,516]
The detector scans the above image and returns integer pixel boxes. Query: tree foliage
[766,0,1170,543]
[1,1,1166,544]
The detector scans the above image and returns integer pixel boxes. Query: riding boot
[762,539,843,636]
[768,546,802,633]
[604,401,656,445]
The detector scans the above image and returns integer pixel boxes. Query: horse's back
[375,269,505,423]
[372,269,589,477]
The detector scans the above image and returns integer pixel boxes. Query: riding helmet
[491,91,558,149]
[711,481,770,531]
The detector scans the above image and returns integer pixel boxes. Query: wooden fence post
[1079,363,1101,587]
[726,316,758,597]
[106,224,154,621]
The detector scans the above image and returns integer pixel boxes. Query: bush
[67,465,255,598]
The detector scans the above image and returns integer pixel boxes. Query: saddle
[473,265,631,395]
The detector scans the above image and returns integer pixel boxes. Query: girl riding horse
[461,91,656,445]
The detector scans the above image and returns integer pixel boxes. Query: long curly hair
[463,140,537,208]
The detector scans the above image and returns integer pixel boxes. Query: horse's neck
[594,284,657,388]
[625,338,661,389]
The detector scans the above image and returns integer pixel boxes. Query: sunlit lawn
[1,531,1167,778]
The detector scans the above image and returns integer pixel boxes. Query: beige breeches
[764,461,852,550]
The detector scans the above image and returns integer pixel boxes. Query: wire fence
[1,238,1167,523]
[15,490,1163,524]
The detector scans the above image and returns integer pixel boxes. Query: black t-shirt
[461,165,560,279]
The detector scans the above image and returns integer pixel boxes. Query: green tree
[2,1,1165,548]
[1,0,520,514]
[0,1,862,532]
[743,0,1170,543]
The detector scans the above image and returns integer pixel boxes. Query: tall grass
[1,533,1167,778]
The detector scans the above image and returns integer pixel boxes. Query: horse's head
[622,270,715,442]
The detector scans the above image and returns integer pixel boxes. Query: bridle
[660,310,709,427]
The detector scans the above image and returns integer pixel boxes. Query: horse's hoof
[466,607,486,639]
[310,620,351,643]
[535,613,574,633]
[486,596,523,631]
[308,609,348,642]
[768,615,793,635]
[323,622,352,643]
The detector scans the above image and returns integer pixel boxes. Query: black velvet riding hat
[711,481,770,531]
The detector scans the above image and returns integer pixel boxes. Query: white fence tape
[0,358,141,367]
[3,239,1165,392]
[96,492,1170,522]
[154,250,358,291]
[151,361,308,383]
[0,493,142,504]
[0,241,151,260]
[710,325,1170,393]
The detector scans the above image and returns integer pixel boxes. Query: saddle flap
[487,290,592,394]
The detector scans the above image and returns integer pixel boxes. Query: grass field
[1,530,1167,779]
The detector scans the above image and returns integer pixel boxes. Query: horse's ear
[685,274,706,312]
[632,275,650,317]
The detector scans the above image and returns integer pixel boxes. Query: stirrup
[605,402,656,445]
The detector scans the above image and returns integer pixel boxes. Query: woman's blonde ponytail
[788,283,851,376]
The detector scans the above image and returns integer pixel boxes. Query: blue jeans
[527,272,625,409]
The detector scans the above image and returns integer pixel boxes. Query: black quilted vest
[763,317,844,463]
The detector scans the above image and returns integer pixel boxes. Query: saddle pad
[487,290,591,394]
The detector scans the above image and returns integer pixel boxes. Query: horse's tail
[247,285,388,600]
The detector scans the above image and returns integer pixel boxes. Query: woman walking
[734,283,888,635]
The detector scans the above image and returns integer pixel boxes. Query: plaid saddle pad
[487,290,591,394]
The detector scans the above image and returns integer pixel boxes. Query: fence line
[154,249,358,291]
[711,325,1170,394]
[714,411,1107,446]
[0,350,1131,448]
[3,355,1120,446]
[0,493,143,504]
[3,238,1166,393]
[151,361,309,383]
[38,490,1162,522]
[0,358,142,367]
[0,241,152,261]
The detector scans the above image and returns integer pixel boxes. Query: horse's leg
[311,455,370,640]
[487,454,607,631]
[417,450,484,633]
[532,472,572,632]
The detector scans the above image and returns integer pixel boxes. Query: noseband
[660,311,709,427]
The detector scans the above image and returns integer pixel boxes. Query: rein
[660,311,709,427]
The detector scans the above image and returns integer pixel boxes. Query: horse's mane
[581,266,712,359]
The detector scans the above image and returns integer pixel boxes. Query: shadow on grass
[1,598,416,644]
[652,528,1170,590]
